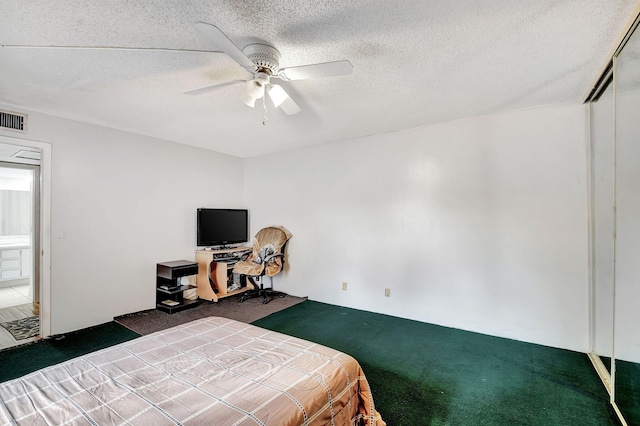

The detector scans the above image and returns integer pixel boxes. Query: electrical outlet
[385,288,390,297]
[342,282,347,291]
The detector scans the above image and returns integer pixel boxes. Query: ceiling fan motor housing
[242,44,281,75]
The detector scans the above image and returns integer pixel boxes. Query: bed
[0,317,385,425]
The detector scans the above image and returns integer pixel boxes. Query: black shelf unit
[156,260,201,314]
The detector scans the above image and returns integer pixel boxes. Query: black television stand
[156,260,201,314]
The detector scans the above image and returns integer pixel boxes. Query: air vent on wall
[0,109,27,133]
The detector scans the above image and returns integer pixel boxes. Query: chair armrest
[264,253,284,263]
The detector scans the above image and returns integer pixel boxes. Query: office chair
[233,226,292,304]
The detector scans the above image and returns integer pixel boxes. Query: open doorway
[0,153,40,349]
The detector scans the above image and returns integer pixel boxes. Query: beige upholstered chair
[233,226,292,304]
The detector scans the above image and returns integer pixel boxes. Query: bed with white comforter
[0,317,385,425]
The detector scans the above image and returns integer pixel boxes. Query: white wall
[0,99,598,353]
[244,102,591,352]
[0,103,245,334]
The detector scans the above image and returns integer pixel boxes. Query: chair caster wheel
[262,299,269,304]
[278,293,286,298]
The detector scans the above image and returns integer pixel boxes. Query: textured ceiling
[0,1,636,158]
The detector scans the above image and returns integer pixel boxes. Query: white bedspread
[0,317,385,425]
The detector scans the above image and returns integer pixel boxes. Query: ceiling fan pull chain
[262,95,268,126]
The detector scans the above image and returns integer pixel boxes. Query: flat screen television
[197,208,249,247]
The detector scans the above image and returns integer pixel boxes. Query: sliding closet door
[590,82,615,376]
[613,21,640,424]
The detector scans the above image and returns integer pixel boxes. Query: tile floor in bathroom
[0,284,36,349]
[0,285,32,309]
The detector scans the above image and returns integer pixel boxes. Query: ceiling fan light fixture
[239,91,257,108]
[267,84,288,108]
[247,79,266,98]
[239,72,270,108]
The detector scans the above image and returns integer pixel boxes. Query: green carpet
[0,321,139,382]
[252,301,620,426]
[0,305,623,425]
[616,359,640,426]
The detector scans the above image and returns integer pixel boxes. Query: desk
[196,247,252,302]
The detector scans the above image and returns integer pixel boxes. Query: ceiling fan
[184,22,354,115]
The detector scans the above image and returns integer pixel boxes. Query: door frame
[0,135,51,337]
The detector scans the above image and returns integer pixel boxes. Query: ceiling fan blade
[194,22,257,72]
[278,60,353,81]
[268,84,301,115]
[0,44,218,54]
[183,80,244,96]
